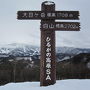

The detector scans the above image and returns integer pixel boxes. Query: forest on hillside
[0,53,90,85]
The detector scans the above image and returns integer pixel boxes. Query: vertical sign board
[40,2,56,86]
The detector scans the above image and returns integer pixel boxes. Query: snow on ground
[0,79,90,90]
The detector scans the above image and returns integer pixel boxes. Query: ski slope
[0,79,90,90]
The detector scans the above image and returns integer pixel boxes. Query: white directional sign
[41,22,80,31]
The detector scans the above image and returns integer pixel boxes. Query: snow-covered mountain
[0,43,40,57]
[56,47,90,55]
[56,47,90,61]
[0,43,90,60]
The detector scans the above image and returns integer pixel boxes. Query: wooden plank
[17,11,79,20]
[41,22,80,31]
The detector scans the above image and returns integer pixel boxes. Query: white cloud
[0,0,90,48]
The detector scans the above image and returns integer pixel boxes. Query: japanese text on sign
[41,22,80,31]
[17,11,79,20]
[46,36,52,80]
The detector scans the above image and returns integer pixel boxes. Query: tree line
[0,53,90,85]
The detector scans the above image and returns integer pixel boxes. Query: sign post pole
[40,1,56,86]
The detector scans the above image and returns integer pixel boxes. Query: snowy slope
[0,80,90,90]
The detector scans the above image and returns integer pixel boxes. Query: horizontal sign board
[17,11,79,20]
[41,22,80,31]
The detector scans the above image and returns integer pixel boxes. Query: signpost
[17,1,80,86]
[17,11,79,20]
[41,22,80,31]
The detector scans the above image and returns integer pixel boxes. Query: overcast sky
[0,0,90,48]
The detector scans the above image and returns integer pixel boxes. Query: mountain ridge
[0,43,90,61]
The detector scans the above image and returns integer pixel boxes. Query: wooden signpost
[41,22,80,31]
[18,11,79,20]
[17,1,80,86]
